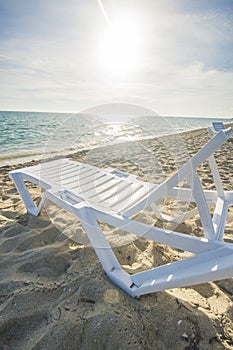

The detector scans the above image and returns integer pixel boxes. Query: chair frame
[10,127,233,297]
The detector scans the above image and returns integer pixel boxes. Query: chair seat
[19,158,157,216]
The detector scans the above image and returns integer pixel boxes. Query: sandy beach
[0,126,233,349]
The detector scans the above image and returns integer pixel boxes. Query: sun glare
[98,17,143,78]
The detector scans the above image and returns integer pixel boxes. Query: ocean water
[0,110,230,166]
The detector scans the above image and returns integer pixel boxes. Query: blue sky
[1,0,233,117]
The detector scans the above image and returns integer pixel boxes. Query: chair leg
[78,207,122,273]
[212,197,228,240]
[10,172,44,216]
[77,207,135,293]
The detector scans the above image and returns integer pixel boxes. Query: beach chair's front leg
[10,172,44,216]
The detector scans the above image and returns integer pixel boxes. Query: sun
[98,17,143,78]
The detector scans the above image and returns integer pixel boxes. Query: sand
[0,126,233,349]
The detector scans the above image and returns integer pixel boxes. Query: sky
[1,0,233,117]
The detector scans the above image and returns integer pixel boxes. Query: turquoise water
[0,111,102,164]
[0,110,230,166]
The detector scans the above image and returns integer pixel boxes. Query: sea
[0,110,231,167]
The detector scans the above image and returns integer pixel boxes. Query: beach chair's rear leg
[191,172,215,240]
[212,197,228,240]
[78,207,123,272]
[10,172,44,216]
[208,155,227,240]
[78,207,133,292]
[44,188,133,293]
[208,155,224,197]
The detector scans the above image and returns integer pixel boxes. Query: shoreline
[1,121,232,169]
[0,125,233,349]
[0,125,213,169]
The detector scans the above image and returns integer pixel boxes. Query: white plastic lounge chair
[208,121,225,137]
[10,127,233,297]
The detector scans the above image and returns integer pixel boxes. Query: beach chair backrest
[212,122,224,132]
[208,122,225,137]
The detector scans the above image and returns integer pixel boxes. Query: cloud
[0,0,233,116]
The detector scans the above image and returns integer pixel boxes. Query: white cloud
[0,1,233,117]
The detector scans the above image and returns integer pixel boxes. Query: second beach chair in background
[208,121,225,137]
